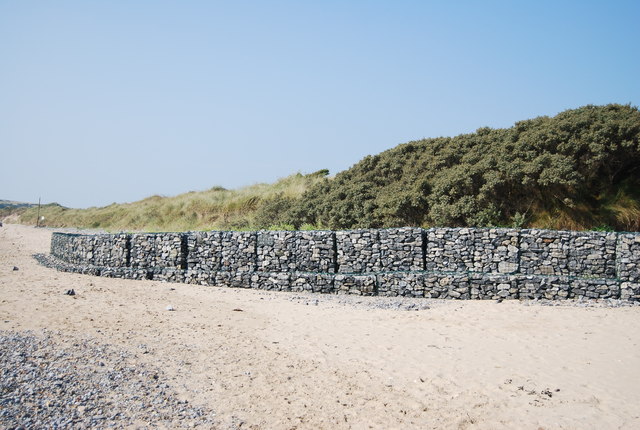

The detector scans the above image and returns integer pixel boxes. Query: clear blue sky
[1,1,638,208]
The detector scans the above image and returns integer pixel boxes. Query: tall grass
[17,172,328,232]
[527,179,640,232]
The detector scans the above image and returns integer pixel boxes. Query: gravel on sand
[0,330,217,429]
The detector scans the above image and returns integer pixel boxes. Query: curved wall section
[43,228,640,301]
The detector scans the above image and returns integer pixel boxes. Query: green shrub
[290,104,640,231]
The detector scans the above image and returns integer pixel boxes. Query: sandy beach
[1,223,639,429]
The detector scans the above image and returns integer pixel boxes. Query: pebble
[522,297,639,308]
[0,330,217,429]
[287,293,433,311]
[286,293,638,311]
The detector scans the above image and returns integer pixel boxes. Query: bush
[291,104,640,231]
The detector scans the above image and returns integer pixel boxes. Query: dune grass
[525,179,640,232]
[17,172,328,232]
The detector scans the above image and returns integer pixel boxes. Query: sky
[1,0,639,208]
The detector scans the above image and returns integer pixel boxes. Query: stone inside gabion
[43,227,640,301]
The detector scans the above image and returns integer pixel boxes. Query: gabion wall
[41,227,640,302]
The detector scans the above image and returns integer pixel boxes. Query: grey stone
[336,230,380,273]
[376,272,425,297]
[334,274,376,295]
[290,273,335,293]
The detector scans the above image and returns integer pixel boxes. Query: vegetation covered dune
[14,104,640,232]
[279,104,640,231]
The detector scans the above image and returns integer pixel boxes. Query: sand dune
[1,223,639,429]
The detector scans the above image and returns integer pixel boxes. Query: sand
[1,223,639,429]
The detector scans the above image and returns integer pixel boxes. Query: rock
[38,227,640,305]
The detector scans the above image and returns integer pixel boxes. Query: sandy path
[1,223,639,429]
